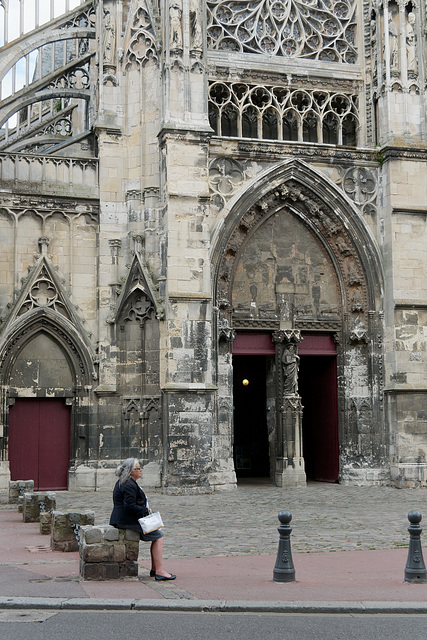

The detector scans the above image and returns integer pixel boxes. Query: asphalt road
[0,611,427,640]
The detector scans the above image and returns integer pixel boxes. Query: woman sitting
[109,457,176,581]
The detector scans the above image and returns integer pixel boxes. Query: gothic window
[207,0,358,64]
[242,106,258,139]
[322,112,339,144]
[207,81,359,148]
[291,90,312,113]
[303,112,318,143]
[282,109,299,141]
[209,81,231,105]
[342,113,357,146]
[221,105,238,137]
[331,94,351,116]
[262,108,279,140]
[250,86,271,108]
[209,103,219,134]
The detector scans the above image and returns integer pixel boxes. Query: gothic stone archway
[214,160,387,486]
[0,311,96,489]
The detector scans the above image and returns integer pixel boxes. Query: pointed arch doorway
[215,159,385,487]
[3,326,87,491]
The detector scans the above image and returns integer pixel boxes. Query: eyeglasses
[134,467,141,471]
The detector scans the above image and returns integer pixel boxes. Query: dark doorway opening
[232,355,270,478]
[298,355,339,482]
[9,398,71,490]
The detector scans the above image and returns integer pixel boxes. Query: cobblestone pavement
[2,481,427,559]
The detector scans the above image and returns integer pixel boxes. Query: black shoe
[150,570,156,577]
[155,573,176,581]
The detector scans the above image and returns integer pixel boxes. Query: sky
[1,0,83,44]
[1,0,83,128]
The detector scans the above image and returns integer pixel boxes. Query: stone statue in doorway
[282,343,300,396]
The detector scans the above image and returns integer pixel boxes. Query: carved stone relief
[349,398,373,457]
[125,6,159,69]
[229,207,342,325]
[216,172,371,336]
[209,157,246,209]
[342,166,377,217]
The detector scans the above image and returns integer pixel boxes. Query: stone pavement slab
[1,484,427,612]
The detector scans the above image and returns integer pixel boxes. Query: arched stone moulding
[213,159,384,322]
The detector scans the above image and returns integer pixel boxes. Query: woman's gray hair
[115,458,140,484]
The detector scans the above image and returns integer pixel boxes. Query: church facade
[0,0,426,492]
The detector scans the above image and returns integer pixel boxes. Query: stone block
[79,562,102,581]
[124,529,140,542]
[118,560,139,578]
[104,527,120,542]
[9,480,34,504]
[78,525,139,580]
[23,492,56,523]
[81,526,103,544]
[102,562,121,580]
[68,511,95,524]
[126,544,139,561]
[82,543,112,563]
[39,511,52,535]
[51,510,95,552]
[112,544,126,562]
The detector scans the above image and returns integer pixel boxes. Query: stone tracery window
[209,81,359,146]
[282,109,299,141]
[303,111,318,143]
[207,0,358,64]
[262,107,279,140]
[322,112,339,144]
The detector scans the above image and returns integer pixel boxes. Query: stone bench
[79,525,140,580]
[51,510,95,552]
[23,492,56,524]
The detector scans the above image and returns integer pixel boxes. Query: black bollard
[273,510,296,583]
[404,510,427,584]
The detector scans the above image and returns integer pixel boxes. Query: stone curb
[1,597,427,614]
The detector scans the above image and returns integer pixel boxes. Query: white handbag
[138,511,164,534]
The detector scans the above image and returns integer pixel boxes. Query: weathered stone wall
[0,0,426,491]
[383,157,427,486]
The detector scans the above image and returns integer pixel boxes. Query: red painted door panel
[9,399,70,490]
[299,356,339,482]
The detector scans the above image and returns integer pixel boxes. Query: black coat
[109,478,150,532]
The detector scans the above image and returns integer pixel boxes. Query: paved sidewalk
[1,482,427,612]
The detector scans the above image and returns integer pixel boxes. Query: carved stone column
[273,330,306,488]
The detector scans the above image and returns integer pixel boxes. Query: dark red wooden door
[299,355,339,482]
[9,399,71,490]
